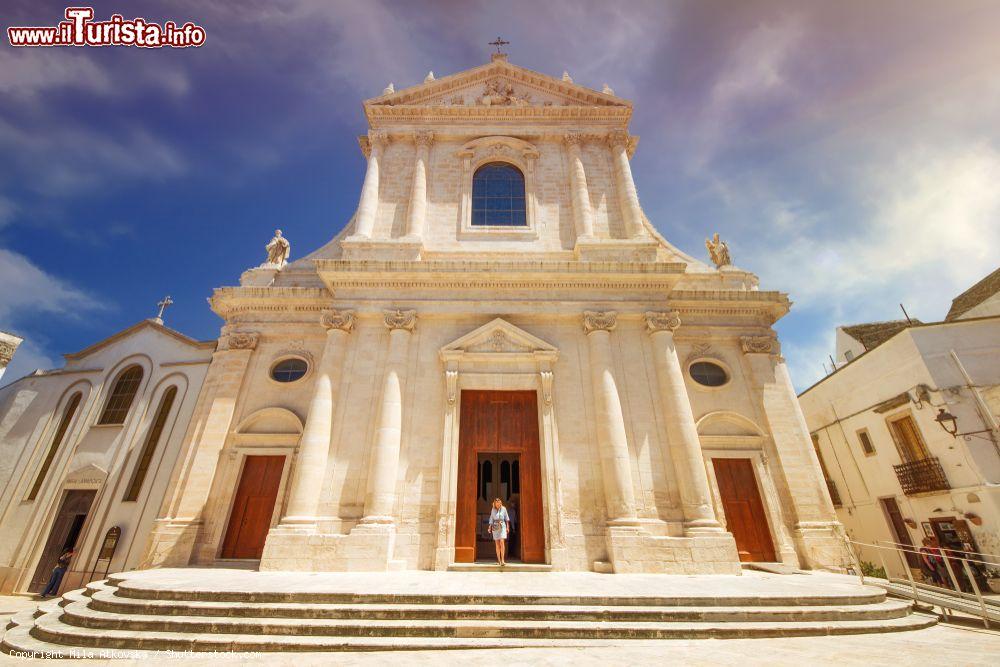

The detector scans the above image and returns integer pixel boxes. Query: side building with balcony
[798,267,1000,577]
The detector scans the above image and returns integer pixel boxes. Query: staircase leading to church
[3,569,934,656]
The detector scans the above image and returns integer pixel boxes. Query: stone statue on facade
[264,229,291,268]
[478,79,532,107]
[705,233,732,268]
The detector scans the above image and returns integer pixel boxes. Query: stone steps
[84,587,913,623]
[0,571,938,656]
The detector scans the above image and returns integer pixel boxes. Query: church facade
[142,55,848,574]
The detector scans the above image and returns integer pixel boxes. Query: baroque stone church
[129,53,848,575]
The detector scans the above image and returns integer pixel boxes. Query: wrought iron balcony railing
[892,456,950,495]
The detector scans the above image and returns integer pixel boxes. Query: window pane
[124,386,177,502]
[28,393,82,501]
[271,358,308,383]
[472,162,526,227]
[98,366,144,425]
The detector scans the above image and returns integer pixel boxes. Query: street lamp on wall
[934,408,959,437]
[934,407,992,439]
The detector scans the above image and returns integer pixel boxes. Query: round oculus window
[689,361,728,387]
[270,358,308,383]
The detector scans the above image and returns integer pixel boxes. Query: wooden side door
[29,489,96,592]
[220,455,285,559]
[455,390,545,564]
[712,458,777,562]
[881,497,919,568]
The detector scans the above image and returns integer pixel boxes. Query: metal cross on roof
[155,295,174,320]
[489,36,509,54]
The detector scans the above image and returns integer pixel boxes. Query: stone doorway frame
[432,319,566,570]
[702,447,799,568]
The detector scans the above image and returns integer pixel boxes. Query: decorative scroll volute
[320,309,356,333]
[383,309,417,332]
[582,310,617,333]
[413,130,435,148]
[740,335,778,355]
[644,310,681,333]
[223,332,259,350]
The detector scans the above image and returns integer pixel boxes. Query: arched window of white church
[98,365,144,425]
[472,162,526,227]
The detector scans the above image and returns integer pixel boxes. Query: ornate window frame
[457,136,540,240]
[267,353,313,387]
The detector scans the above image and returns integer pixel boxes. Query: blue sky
[1,0,998,391]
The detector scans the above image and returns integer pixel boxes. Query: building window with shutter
[123,386,178,502]
[888,414,929,463]
[857,428,876,456]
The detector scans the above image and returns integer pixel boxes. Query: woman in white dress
[489,498,511,566]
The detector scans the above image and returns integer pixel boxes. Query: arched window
[123,386,177,501]
[471,162,526,227]
[98,365,144,425]
[27,392,82,501]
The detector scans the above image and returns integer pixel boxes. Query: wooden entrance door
[220,455,285,560]
[29,489,96,593]
[880,497,919,568]
[712,458,776,562]
[455,390,545,563]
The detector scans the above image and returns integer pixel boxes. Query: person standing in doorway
[40,548,74,598]
[918,537,946,586]
[490,498,510,566]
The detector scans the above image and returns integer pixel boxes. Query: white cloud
[0,49,113,98]
[750,143,1000,390]
[0,248,105,323]
[0,119,186,197]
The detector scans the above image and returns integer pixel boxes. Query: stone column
[564,133,595,240]
[741,335,849,569]
[583,311,638,524]
[352,130,388,239]
[645,311,724,534]
[142,332,258,567]
[608,130,647,238]
[361,309,416,524]
[280,310,355,527]
[404,131,433,241]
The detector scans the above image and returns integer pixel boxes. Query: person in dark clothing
[40,548,74,598]
[918,537,946,586]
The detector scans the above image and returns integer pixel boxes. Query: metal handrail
[844,537,995,629]
[857,538,1000,568]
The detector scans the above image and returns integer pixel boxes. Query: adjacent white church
[0,55,849,590]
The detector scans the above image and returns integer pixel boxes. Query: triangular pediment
[367,59,630,113]
[64,463,108,485]
[441,318,558,357]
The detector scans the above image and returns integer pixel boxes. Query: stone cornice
[210,286,332,319]
[315,259,687,293]
[367,105,631,126]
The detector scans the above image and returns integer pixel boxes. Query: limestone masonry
[0,55,851,588]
